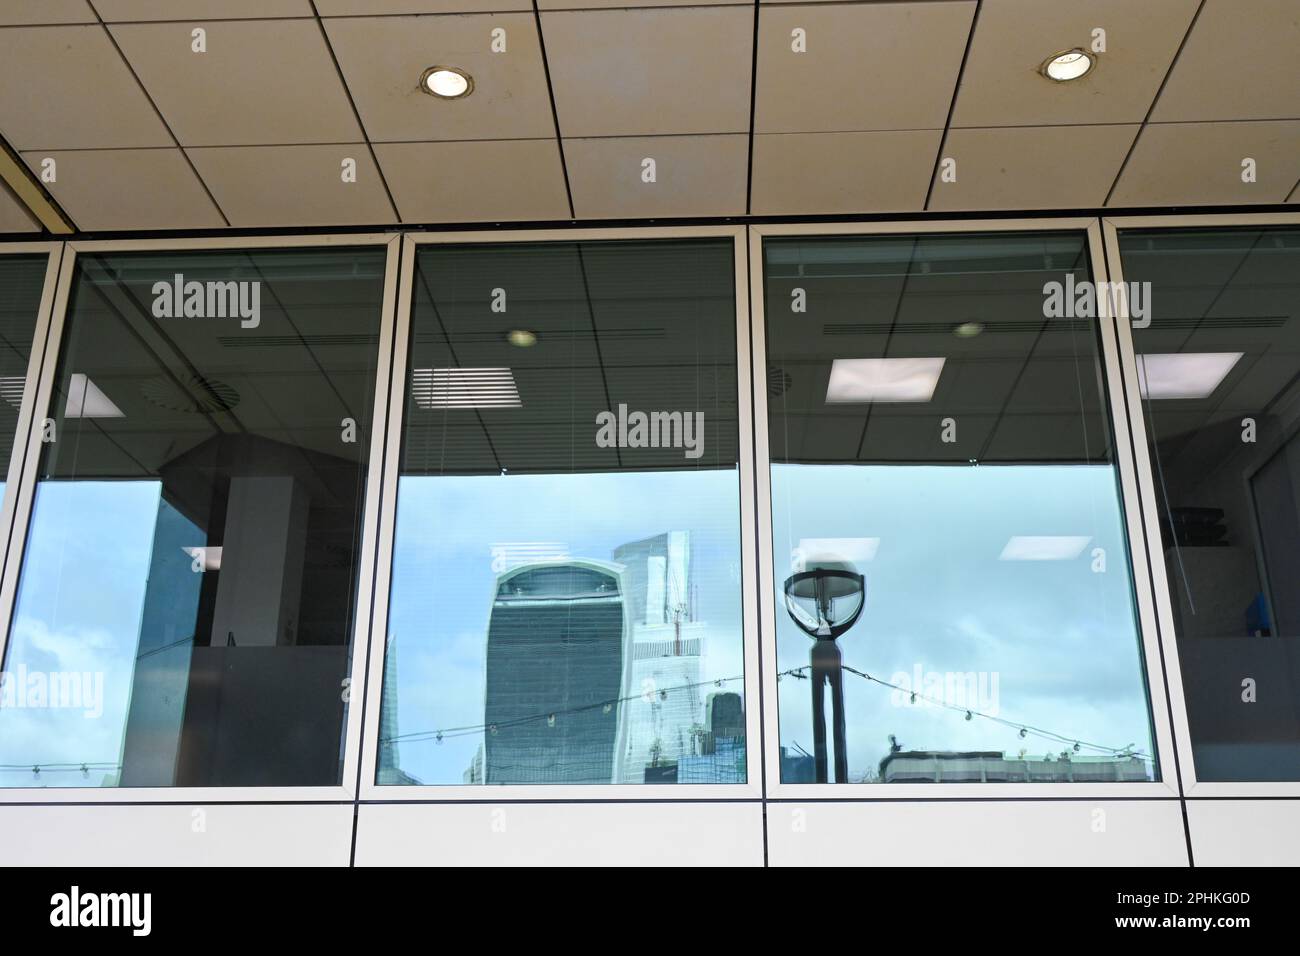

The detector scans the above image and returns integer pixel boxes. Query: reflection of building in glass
[377,634,421,785]
[614,531,710,782]
[676,692,746,783]
[482,560,632,784]
[879,750,1152,784]
[470,535,743,785]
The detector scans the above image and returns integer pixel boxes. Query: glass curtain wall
[762,230,1158,785]
[376,238,747,787]
[0,246,387,788]
[1119,225,1300,782]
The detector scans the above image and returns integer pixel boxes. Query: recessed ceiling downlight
[421,66,473,99]
[1041,49,1094,82]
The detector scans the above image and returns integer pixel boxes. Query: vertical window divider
[0,241,78,727]
[1088,218,1184,801]
[340,233,405,804]
[0,241,65,612]
[357,235,416,803]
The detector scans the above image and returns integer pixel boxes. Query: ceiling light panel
[411,368,522,409]
[825,357,945,404]
[1136,352,1243,400]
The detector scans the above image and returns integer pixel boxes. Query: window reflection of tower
[482,562,631,784]
[614,531,709,783]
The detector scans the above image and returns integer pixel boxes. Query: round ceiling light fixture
[1041,49,1094,82]
[421,65,473,98]
[506,329,537,348]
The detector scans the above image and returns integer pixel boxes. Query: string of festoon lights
[381,663,1148,761]
[0,762,120,776]
[4,661,1146,774]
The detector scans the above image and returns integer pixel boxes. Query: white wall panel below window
[355,802,763,866]
[1186,800,1300,866]
[0,804,354,865]
[766,800,1189,866]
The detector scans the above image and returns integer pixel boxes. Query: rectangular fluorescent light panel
[999,536,1092,561]
[1136,352,1242,400]
[825,357,945,403]
[0,375,25,409]
[796,537,880,563]
[412,368,521,409]
[65,373,124,418]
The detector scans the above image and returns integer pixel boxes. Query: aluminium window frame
[750,218,1181,801]
[356,226,764,802]
[1102,211,1300,798]
[0,233,403,805]
[0,242,63,604]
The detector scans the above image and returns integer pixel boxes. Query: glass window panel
[378,238,746,786]
[0,254,49,492]
[764,231,1157,784]
[0,247,387,788]
[1120,225,1300,782]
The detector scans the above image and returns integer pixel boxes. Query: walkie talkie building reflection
[482,561,632,784]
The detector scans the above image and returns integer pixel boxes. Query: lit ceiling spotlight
[421,65,473,99]
[1041,49,1094,82]
[953,321,985,338]
[506,329,537,348]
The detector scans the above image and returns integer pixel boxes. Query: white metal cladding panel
[354,801,763,866]
[1186,800,1300,866]
[0,803,354,865]
[766,800,1190,866]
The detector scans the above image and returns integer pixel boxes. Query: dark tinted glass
[1121,226,1300,782]
[0,247,386,787]
[377,239,747,786]
[765,232,1156,784]
[0,254,47,480]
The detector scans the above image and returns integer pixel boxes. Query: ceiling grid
[0,0,1295,232]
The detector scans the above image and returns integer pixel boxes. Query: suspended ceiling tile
[317,0,531,12]
[0,181,40,232]
[542,8,753,137]
[187,145,395,227]
[564,134,747,218]
[92,0,314,19]
[21,148,224,230]
[0,26,173,150]
[375,139,569,222]
[952,0,1200,127]
[538,0,740,6]
[1109,121,1300,207]
[1152,0,1300,122]
[0,1,96,24]
[928,125,1138,210]
[324,14,554,143]
[751,130,940,215]
[109,19,362,146]
[755,1,974,134]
